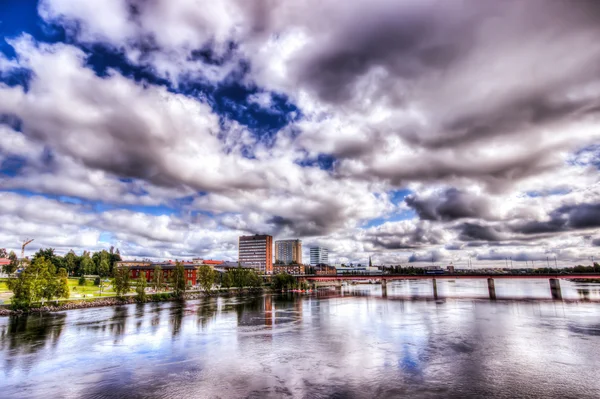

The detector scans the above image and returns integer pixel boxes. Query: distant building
[239,234,273,274]
[199,259,225,266]
[310,247,329,266]
[273,264,305,275]
[275,239,302,265]
[314,265,337,275]
[118,261,197,286]
[115,260,152,268]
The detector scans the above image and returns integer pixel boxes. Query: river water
[2,279,600,398]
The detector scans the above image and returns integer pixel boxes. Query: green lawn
[67,278,118,299]
[0,277,122,305]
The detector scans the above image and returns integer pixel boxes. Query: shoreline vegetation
[0,287,267,317]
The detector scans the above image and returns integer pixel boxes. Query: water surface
[1,279,600,398]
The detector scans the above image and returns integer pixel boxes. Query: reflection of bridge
[298,274,600,300]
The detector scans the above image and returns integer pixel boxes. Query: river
[1,279,600,398]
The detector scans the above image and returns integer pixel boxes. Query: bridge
[297,274,600,300]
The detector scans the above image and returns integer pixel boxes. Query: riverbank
[0,288,266,316]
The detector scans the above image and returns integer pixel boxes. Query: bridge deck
[301,274,600,281]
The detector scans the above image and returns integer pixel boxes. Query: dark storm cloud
[366,223,445,250]
[458,223,505,242]
[476,251,552,262]
[592,238,600,247]
[408,250,445,263]
[295,1,476,104]
[514,203,600,234]
[405,189,490,221]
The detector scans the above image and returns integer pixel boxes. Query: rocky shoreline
[0,288,266,316]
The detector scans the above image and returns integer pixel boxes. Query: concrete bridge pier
[432,278,438,299]
[549,278,562,300]
[381,278,387,297]
[488,278,496,300]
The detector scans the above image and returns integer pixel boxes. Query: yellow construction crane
[21,238,34,260]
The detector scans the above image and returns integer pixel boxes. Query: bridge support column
[432,278,438,299]
[487,278,496,300]
[381,279,387,298]
[549,278,562,300]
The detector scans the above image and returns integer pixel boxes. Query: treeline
[1,247,122,276]
[383,266,428,275]
[220,267,262,289]
[271,273,309,290]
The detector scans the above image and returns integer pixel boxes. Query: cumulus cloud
[0,1,599,265]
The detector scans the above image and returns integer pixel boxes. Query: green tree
[197,265,216,293]
[4,250,19,274]
[98,259,110,278]
[7,256,68,309]
[0,248,7,258]
[80,253,95,275]
[113,267,131,298]
[272,273,296,290]
[136,273,147,302]
[64,250,77,275]
[32,248,64,271]
[56,268,70,299]
[221,271,232,288]
[172,262,187,297]
[152,265,163,291]
[247,269,262,288]
[109,249,122,275]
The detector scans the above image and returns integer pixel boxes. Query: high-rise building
[275,239,302,265]
[310,247,329,266]
[238,234,273,274]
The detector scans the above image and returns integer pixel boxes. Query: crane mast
[21,238,34,261]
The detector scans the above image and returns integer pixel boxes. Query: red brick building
[273,264,305,275]
[117,261,198,286]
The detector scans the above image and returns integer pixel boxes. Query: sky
[0,0,599,267]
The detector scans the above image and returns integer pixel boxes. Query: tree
[98,259,110,278]
[4,251,19,274]
[0,248,7,258]
[7,256,68,309]
[113,267,131,298]
[109,249,122,275]
[272,273,296,290]
[64,250,78,275]
[221,271,232,288]
[197,265,216,293]
[80,253,95,275]
[32,248,64,271]
[246,269,262,288]
[136,273,147,302]
[152,265,164,291]
[56,268,70,299]
[172,262,187,297]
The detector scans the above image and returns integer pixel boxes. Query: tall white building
[310,247,329,266]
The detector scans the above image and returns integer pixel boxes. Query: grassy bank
[0,287,267,316]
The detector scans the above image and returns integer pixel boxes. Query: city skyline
[0,1,599,267]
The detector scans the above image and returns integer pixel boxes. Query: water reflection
[0,283,600,398]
